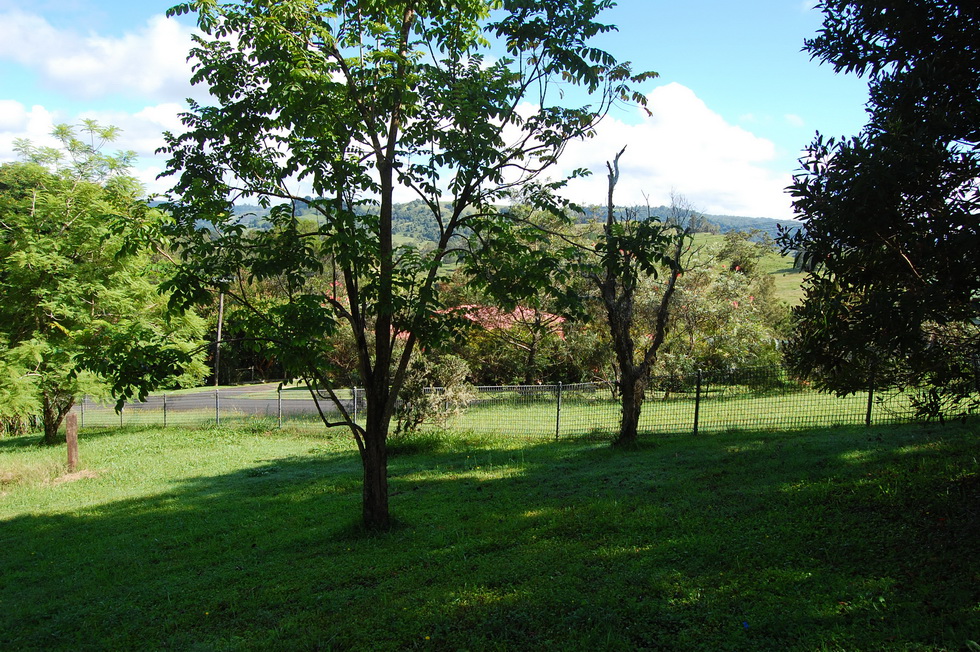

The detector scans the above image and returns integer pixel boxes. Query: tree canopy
[783,0,980,413]
[160,0,654,529]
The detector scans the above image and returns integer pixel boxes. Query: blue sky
[0,0,870,219]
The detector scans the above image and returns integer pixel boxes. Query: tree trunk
[523,335,538,386]
[615,370,646,447]
[41,390,74,446]
[360,394,391,531]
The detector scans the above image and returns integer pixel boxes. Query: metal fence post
[693,370,702,436]
[163,393,168,428]
[277,386,282,429]
[555,382,563,440]
[80,395,85,429]
[120,403,124,428]
[974,355,980,395]
[215,387,220,426]
[865,367,876,427]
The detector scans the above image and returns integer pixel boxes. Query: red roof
[449,304,565,337]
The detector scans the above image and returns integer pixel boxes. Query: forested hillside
[231,201,799,241]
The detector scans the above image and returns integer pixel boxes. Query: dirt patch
[51,469,100,485]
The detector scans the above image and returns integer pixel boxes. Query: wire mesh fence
[72,386,358,431]
[64,365,964,441]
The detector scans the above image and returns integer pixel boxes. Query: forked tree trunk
[597,148,684,449]
[41,390,74,446]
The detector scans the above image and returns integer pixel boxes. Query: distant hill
[702,212,800,238]
[570,204,800,239]
[229,201,801,241]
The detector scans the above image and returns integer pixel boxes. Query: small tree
[0,122,206,444]
[161,0,654,529]
[587,148,690,446]
[716,229,775,276]
[657,268,785,383]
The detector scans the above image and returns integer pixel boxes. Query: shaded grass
[1,420,977,650]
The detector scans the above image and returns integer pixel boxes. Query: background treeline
[210,223,800,391]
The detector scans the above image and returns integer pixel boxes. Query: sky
[0,0,871,220]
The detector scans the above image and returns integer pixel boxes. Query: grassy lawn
[1,420,977,650]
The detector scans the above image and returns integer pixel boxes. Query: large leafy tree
[160,0,653,529]
[0,122,207,444]
[783,0,980,408]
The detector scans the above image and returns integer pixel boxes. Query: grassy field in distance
[688,231,806,305]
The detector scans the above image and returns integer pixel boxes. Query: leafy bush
[394,354,475,435]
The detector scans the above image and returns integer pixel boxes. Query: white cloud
[0,100,28,132]
[784,113,806,127]
[0,100,187,197]
[0,101,59,160]
[75,103,186,159]
[1,71,796,218]
[555,83,794,219]
[0,10,199,103]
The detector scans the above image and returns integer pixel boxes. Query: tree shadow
[0,434,48,451]
[0,425,193,451]
[1,421,976,650]
[774,266,803,275]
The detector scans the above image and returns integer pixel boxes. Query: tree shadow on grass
[0,421,977,650]
[0,434,48,451]
[0,425,191,451]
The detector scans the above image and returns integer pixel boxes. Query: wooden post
[66,413,79,472]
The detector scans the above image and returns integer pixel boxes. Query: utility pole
[215,292,225,387]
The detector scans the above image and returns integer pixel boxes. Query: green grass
[1,420,977,650]
[762,254,807,305]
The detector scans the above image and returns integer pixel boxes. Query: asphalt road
[90,384,354,417]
